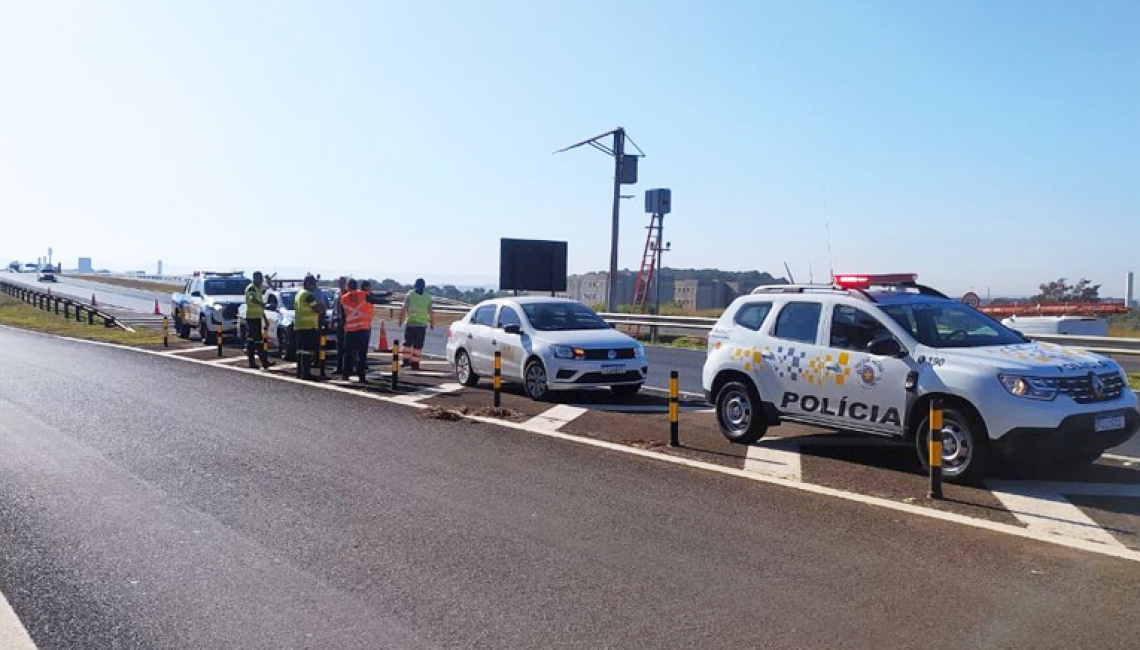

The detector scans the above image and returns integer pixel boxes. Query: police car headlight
[552,345,575,359]
[211,304,224,311]
[633,343,646,358]
[998,374,1057,401]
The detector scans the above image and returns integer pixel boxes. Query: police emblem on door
[854,358,883,389]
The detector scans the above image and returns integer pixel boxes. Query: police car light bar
[833,273,919,289]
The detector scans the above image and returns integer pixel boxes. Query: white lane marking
[9,324,1140,564]
[404,369,449,377]
[391,382,465,405]
[207,356,248,365]
[744,439,803,482]
[988,480,1140,499]
[160,347,213,356]
[642,385,705,400]
[763,434,907,449]
[575,404,712,414]
[987,481,1128,549]
[524,405,589,432]
[1103,453,1140,464]
[0,590,38,650]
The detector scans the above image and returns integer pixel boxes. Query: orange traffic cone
[91,293,97,306]
[376,320,390,352]
[153,299,161,315]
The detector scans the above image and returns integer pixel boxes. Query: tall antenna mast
[822,183,834,281]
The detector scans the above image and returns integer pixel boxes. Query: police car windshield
[204,279,248,295]
[880,301,1025,348]
[280,291,297,310]
[522,302,609,331]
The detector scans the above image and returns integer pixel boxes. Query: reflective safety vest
[244,283,265,320]
[340,290,373,332]
[405,291,431,325]
[295,289,319,331]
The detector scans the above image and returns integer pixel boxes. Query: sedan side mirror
[503,324,521,335]
[868,337,907,358]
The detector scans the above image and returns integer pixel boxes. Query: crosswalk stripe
[0,589,38,650]
[988,481,1129,549]
[744,439,803,482]
[391,382,465,405]
[524,405,589,431]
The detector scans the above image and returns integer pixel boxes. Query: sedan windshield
[522,302,609,331]
[880,301,1025,348]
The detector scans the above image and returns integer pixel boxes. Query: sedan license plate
[601,364,625,375]
[1095,414,1126,433]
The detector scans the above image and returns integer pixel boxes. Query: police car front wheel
[915,406,991,482]
[715,381,768,444]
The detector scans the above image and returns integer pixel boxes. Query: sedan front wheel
[523,359,550,401]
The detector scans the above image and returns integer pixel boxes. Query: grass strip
[64,274,181,294]
[1129,373,1139,391]
[0,293,165,346]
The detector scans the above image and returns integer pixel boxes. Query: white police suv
[702,274,1139,481]
[447,297,648,400]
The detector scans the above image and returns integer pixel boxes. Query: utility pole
[556,127,643,312]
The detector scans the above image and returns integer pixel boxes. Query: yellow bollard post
[669,371,680,447]
[262,318,269,358]
[493,350,502,408]
[318,328,327,379]
[163,316,169,348]
[216,320,223,357]
[391,340,400,390]
[928,398,944,499]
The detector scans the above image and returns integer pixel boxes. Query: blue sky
[1,1,1137,296]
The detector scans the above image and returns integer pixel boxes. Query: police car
[702,273,1140,481]
[446,297,648,400]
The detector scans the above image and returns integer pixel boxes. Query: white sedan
[446,297,648,400]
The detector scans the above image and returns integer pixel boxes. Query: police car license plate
[1095,414,1125,433]
[601,364,625,375]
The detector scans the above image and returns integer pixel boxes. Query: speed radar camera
[645,188,671,214]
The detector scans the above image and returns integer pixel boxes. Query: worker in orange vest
[339,278,374,382]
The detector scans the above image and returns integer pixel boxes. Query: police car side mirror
[869,337,906,358]
[191,291,202,298]
[503,324,522,335]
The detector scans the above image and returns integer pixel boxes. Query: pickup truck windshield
[521,302,609,331]
[881,301,1025,348]
[204,279,249,295]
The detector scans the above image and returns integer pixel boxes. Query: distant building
[77,257,92,273]
[566,271,636,308]
[673,279,731,311]
[157,260,163,276]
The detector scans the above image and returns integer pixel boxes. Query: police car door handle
[761,351,775,360]
[825,362,842,373]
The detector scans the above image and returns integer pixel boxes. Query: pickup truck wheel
[200,318,216,345]
[916,406,990,483]
[715,380,767,444]
[455,349,479,386]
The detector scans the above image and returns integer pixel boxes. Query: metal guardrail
[0,280,130,331]
[1028,334,1140,358]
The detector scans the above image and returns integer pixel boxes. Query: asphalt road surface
[4,325,1140,649]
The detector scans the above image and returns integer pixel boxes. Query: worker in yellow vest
[243,271,273,370]
[399,278,434,370]
[294,275,327,380]
[338,278,374,382]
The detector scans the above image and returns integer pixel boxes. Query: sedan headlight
[634,343,646,358]
[552,345,575,359]
[998,374,1058,401]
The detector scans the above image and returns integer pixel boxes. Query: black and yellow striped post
[669,370,680,447]
[216,320,223,357]
[163,316,169,348]
[493,350,502,408]
[391,340,401,390]
[318,328,328,379]
[928,398,944,500]
[261,318,269,358]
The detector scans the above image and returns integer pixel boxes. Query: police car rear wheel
[915,406,990,482]
[715,381,767,444]
[455,350,479,387]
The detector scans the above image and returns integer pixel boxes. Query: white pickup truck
[171,272,249,344]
